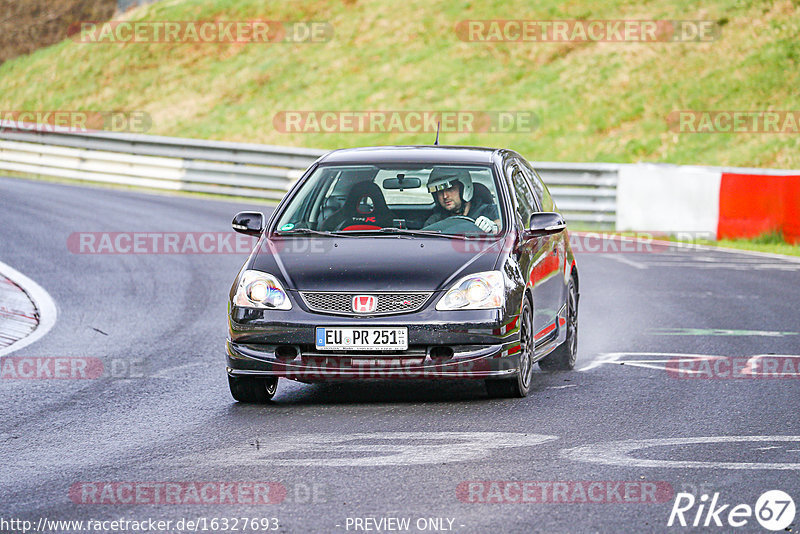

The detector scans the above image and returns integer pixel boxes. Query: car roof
[317,145,505,165]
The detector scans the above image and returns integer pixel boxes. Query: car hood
[250,236,506,292]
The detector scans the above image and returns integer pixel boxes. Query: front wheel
[539,276,578,371]
[486,297,534,398]
[228,374,278,403]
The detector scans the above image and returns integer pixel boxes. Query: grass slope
[1,0,799,168]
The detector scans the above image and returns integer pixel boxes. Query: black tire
[486,297,534,398]
[539,276,578,371]
[228,374,278,403]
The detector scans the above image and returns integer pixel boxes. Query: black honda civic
[226,146,579,402]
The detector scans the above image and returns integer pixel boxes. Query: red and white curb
[0,260,57,357]
[616,164,800,243]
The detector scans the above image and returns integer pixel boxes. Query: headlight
[436,271,505,310]
[234,270,292,310]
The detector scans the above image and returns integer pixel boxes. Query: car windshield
[274,164,505,236]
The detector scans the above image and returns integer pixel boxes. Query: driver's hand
[475,216,499,233]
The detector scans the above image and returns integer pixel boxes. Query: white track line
[602,255,647,269]
[562,436,800,470]
[578,352,727,372]
[0,260,58,357]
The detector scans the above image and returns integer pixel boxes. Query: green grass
[692,235,800,257]
[2,0,800,167]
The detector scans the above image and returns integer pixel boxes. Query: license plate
[315,327,408,350]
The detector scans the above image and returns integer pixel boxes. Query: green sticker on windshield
[279,223,295,231]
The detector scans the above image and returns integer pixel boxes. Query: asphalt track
[1,175,799,534]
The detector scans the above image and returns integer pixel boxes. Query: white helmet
[426,167,473,202]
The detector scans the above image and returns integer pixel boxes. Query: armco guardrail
[533,162,619,226]
[0,122,323,201]
[0,122,619,227]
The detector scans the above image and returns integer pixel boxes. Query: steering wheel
[422,215,484,234]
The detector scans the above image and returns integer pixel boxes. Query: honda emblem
[352,295,377,313]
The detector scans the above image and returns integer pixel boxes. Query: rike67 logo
[668,490,795,531]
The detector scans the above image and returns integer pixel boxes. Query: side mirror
[232,211,265,236]
[523,212,566,238]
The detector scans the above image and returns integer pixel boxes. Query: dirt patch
[0,0,116,64]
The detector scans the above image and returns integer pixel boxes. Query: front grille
[299,292,432,316]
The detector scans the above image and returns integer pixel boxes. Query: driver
[424,167,500,232]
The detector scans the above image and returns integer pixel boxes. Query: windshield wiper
[275,228,342,237]
[334,227,473,239]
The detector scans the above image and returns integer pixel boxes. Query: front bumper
[227,302,522,380]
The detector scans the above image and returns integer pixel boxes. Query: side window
[505,160,535,224]
[519,160,555,212]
